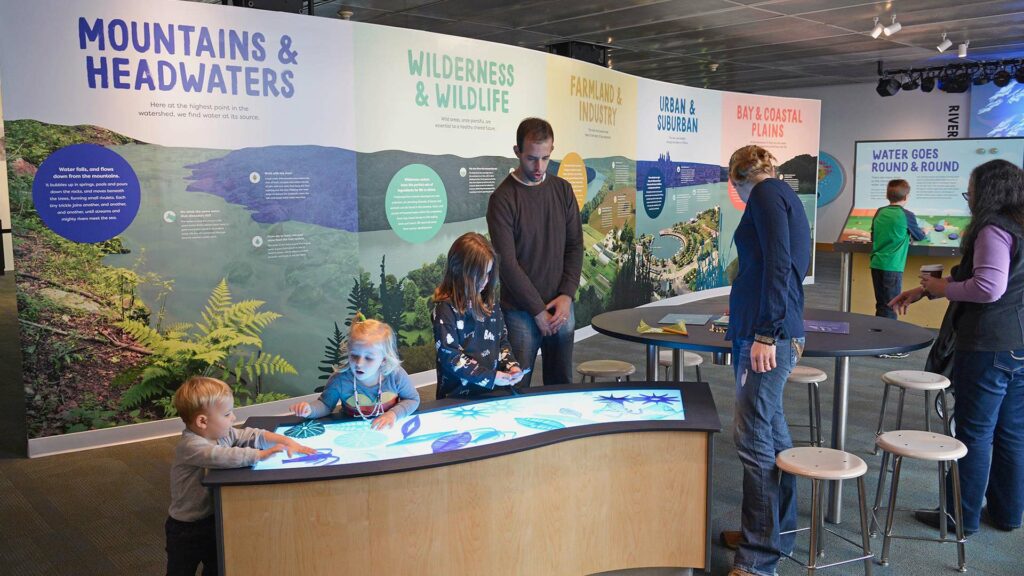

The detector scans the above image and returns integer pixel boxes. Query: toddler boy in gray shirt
[166,376,314,576]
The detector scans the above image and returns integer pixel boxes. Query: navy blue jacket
[727,178,812,342]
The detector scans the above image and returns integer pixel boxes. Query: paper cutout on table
[804,320,850,334]
[638,319,688,336]
[658,313,714,325]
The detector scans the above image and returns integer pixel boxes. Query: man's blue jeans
[732,337,803,576]
[948,348,1024,532]
[504,304,575,387]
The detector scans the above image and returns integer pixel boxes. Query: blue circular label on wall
[642,167,666,219]
[31,144,141,243]
[817,151,845,208]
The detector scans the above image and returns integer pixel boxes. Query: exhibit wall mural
[0,0,818,441]
[970,80,1024,138]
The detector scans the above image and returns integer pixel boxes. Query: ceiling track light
[902,74,920,91]
[883,15,902,36]
[877,58,1024,97]
[937,33,952,53]
[958,40,970,58]
[870,17,884,39]
[876,76,901,97]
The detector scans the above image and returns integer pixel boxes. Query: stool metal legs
[659,347,703,383]
[873,386,907,454]
[857,477,875,576]
[875,385,947,453]
[951,460,967,572]
[783,476,873,575]
[580,375,632,384]
[872,392,956,537]
[809,478,821,574]
[808,381,823,447]
[876,451,967,573]
[880,455,903,565]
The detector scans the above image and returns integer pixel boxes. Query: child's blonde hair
[173,376,232,425]
[346,317,402,376]
[728,145,777,184]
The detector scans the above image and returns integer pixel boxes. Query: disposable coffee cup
[920,264,943,279]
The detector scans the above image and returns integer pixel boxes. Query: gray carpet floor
[1,252,1021,575]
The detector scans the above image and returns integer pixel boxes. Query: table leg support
[672,349,682,381]
[646,344,658,381]
[827,355,850,524]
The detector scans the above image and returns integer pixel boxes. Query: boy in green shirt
[871,179,927,332]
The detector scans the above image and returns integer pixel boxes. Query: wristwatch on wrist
[753,334,777,346]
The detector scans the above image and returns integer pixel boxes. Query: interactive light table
[205,382,721,576]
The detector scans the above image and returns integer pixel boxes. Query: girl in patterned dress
[433,232,523,399]
[289,317,419,430]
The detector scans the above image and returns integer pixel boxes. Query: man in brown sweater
[486,117,583,387]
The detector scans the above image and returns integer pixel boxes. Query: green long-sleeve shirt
[871,205,926,271]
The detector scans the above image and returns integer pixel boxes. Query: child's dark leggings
[165,515,218,576]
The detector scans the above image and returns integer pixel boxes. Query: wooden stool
[576,360,635,383]
[657,349,704,382]
[871,430,968,573]
[788,365,827,447]
[874,370,951,454]
[776,447,874,575]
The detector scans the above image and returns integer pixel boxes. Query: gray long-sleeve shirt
[486,173,584,316]
[168,427,268,522]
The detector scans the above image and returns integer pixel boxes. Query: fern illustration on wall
[116,278,296,415]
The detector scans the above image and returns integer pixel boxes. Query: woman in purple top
[891,159,1024,535]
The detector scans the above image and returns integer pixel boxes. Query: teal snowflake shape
[446,405,492,420]
[485,400,519,413]
[284,420,326,439]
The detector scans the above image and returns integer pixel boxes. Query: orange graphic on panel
[558,152,588,209]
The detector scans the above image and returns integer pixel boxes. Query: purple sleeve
[945,225,1014,303]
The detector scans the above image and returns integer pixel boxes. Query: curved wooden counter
[206,382,720,576]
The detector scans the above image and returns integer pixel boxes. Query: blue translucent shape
[467,428,512,444]
[559,407,583,419]
[431,432,473,453]
[514,417,566,431]
[635,393,680,405]
[281,448,339,466]
[596,393,632,406]
[388,430,459,447]
[401,415,422,439]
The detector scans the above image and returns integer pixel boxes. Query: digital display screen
[839,138,1024,247]
[253,388,685,470]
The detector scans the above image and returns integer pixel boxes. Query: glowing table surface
[205,382,721,576]
[205,381,720,485]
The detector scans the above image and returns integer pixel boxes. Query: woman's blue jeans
[948,348,1024,532]
[732,337,803,576]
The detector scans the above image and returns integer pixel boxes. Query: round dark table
[591,303,936,523]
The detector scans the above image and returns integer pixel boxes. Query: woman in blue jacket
[725,144,812,576]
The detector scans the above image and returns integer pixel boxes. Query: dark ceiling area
[196,0,1024,93]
